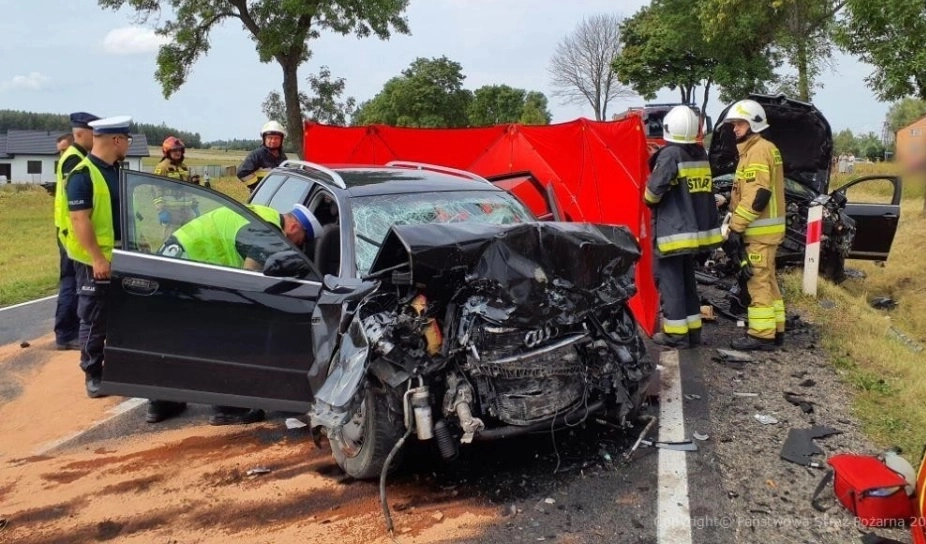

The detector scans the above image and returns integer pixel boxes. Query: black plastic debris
[860,533,907,544]
[844,268,867,280]
[869,296,898,311]
[779,426,842,466]
[783,392,814,414]
[19,341,29,349]
[695,270,719,286]
[799,378,816,388]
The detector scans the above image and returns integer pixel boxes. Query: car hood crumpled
[367,221,642,327]
[709,94,834,194]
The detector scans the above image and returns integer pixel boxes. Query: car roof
[275,164,504,197]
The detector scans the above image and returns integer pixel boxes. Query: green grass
[142,147,250,168]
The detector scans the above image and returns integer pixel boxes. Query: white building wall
[2,156,144,184]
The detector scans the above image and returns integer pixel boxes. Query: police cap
[69,112,100,129]
[89,115,133,135]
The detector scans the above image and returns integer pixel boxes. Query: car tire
[330,385,405,480]
[820,251,846,284]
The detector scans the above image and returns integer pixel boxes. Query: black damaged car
[99,161,654,479]
[709,94,902,282]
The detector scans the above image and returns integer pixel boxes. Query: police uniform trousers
[54,233,79,345]
[655,253,702,337]
[742,241,786,340]
[75,262,109,378]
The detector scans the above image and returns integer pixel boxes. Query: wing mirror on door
[263,250,314,279]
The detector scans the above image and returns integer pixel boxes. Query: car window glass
[267,177,312,213]
[837,178,896,204]
[784,177,814,199]
[351,190,532,275]
[124,171,297,271]
[250,174,287,204]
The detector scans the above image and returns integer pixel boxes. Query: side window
[124,171,295,271]
[267,177,312,213]
[250,174,287,205]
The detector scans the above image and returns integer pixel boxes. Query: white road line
[35,397,147,455]
[0,294,57,312]
[657,349,694,544]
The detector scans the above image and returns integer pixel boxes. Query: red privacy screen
[303,116,658,336]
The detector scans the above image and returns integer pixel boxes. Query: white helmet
[261,120,287,138]
[662,106,700,144]
[725,99,769,132]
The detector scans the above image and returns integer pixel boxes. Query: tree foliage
[548,13,635,121]
[99,0,410,158]
[835,0,926,101]
[467,85,552,126]
[353,56,473,127]
[834,128,886,161]
[885,98,926,133]
[0,110,201,147]
[263,66,357,127]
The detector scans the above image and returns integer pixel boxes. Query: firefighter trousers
[743,241,785,340]
[655,253,701,336]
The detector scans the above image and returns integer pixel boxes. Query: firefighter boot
[688,328,703,347]
[653,332,689,349]
[731,334,777,352]
[775,332,784,347]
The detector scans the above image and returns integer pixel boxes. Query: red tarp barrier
[303,118,658,336]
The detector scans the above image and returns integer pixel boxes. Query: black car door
[101,170,323,412]
[832,175,902,261]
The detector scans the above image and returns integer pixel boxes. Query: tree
[856,131,886,162]
[833,128,859,156]
[99,0,410,159]
[548,13,635,121]
[835,0,926,101]
[466,85,552,126]
[263,66,357,128]
[353,56,472,127]
[885,98,926,133]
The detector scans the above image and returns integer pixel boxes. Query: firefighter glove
[158,210,171,225]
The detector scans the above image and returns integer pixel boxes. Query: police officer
[62,115,132,398]
[644,106,722,349]
[723,99,786,351]
[53,112,99,351]
[237,121,288,193]
[152,136,199,239]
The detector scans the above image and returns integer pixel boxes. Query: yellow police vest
[54,145,87,232]
[172,205,281,268]
[62,157,115,265]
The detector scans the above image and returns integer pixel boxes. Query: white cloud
[102,26,168,55]
[0,72,51,91]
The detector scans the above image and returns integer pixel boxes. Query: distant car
[708,94,902,282]
[98,160,653,480]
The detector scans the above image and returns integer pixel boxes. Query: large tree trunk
[280,57,303,160]
[796,41,810,101]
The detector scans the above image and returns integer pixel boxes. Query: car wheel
[329,385,405,480]
[820,250,846,284]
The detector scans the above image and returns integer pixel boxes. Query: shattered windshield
[351,190,533,275]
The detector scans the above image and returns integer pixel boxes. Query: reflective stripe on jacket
[172,204,281,268]
[729,134,785,244]
[62,158,115,265]
[54,145,87,232]
[644,143,722,256]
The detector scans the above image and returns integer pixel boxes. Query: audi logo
[524,325,558,348]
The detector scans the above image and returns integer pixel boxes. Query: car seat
[314,223,341,277]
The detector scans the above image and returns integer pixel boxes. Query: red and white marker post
[803,204,823,296]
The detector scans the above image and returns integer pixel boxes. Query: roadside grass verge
[0,178,247,307]
[142,147,248,168]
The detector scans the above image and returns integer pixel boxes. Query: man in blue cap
[62,115,131,398]
[52,112,100,351]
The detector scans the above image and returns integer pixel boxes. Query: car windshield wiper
[356,232,382,248]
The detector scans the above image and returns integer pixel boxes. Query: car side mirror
[263,250,313,279]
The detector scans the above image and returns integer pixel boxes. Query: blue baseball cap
[69,112,100,129]
[291,204,323,239]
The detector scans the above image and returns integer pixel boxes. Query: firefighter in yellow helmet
[237,121,289,193]
[152,136,200,240]
[723,99,786,351]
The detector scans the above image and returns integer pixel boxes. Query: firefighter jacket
[153,158,189,181]
[644,143,722,257]
[729,134,785,245]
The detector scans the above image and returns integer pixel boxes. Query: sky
[0,0,892,142]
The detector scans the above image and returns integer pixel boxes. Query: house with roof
[895,116,926,170]
[0,130,149,184]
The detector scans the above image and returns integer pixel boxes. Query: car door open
[833,175,902,261]
[101,171,323,412]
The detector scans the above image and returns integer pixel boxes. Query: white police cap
[89,115,133,135]
[291,204,323,239]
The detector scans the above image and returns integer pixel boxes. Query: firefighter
[645,106,722,349]
[152,136,199,240]
[63,115,132,398]
[237,121,289,193]
[53,112,98,351]
[723,99,786,351]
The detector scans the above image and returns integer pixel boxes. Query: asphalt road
[0,296,734,544]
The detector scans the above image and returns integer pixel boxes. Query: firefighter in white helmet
[237,121,289,193]
[644,106,722,349]
[722,98,786,351]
